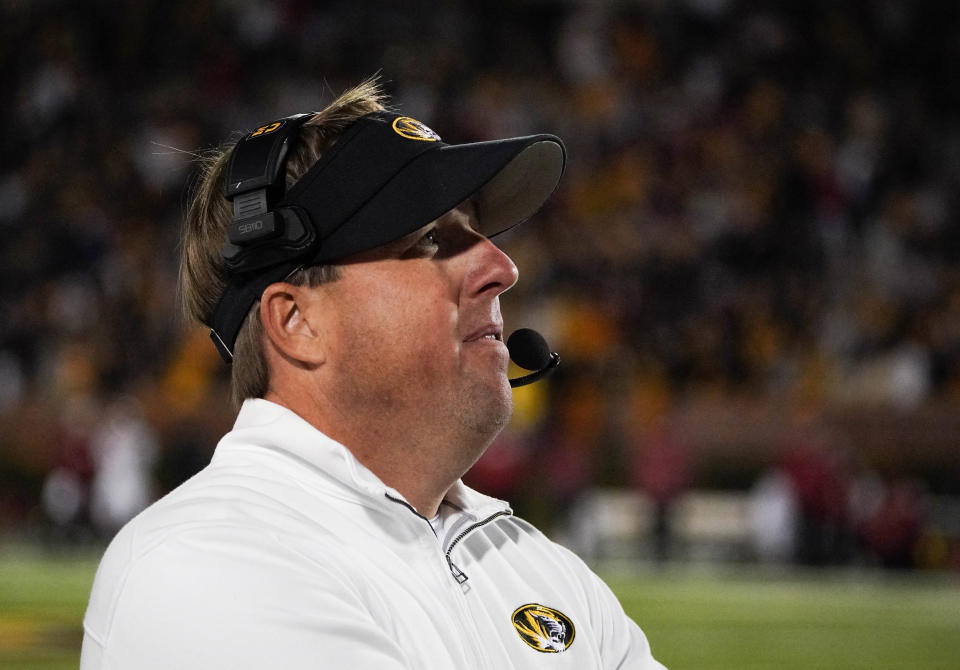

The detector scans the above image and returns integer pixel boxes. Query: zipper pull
[446,555,469,585]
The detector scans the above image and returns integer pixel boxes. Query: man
[81,79,665,669]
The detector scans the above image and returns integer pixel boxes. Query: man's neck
[263,388,486,517]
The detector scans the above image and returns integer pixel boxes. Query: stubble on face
[321,251,513,465]
[330,306,512,446]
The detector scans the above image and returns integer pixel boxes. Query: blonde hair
[180,78,387,407]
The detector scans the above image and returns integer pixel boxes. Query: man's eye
[401,228,442,259]
[418,229,439,248]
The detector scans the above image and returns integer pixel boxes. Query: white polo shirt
[81,399,665,669]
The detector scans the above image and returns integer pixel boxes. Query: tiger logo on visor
[392,116,441,142]
[511,603,575,653]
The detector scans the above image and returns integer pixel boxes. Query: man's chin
[457,377,513,438]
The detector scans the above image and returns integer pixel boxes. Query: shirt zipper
[384,492,511,584]
[443,510,511,584]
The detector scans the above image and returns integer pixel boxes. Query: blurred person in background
[79,79,665,669]
[631,414,692,564]
[87,396,157,537]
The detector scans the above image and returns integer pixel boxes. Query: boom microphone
[506,328,560,388]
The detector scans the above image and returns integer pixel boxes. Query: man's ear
[259,283,326,365]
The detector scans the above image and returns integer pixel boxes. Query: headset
[220,113,317,274]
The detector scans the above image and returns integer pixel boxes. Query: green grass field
[606,566,960,669]
[1,548,958,669]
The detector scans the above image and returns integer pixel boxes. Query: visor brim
[311,134,565,262]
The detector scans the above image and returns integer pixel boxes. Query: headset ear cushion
[228,209,282,246]
[221,206,317,274]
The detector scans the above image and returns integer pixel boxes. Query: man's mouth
[464,325,504,343]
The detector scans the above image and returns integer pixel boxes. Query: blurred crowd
[2,1,959,569]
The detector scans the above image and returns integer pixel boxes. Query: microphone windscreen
[506,328,552,371]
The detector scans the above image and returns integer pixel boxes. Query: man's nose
[464,236,519,299]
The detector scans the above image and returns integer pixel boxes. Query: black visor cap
[311,136,564,262]
[281,114,566,264]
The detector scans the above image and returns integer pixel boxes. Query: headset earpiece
[221,113,317,274]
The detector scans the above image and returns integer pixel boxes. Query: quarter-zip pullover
[81,399,665,669]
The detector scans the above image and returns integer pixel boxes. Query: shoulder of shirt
[86,447,359,595]
[83,463,357,648]
[98,445,365,564]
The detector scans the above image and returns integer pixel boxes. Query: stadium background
[2,1,960,667]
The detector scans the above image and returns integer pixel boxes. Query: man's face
[313,201,519,452]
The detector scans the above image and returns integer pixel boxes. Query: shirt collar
[220,398,509,519]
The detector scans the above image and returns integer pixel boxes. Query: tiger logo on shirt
[511,603,575,653]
